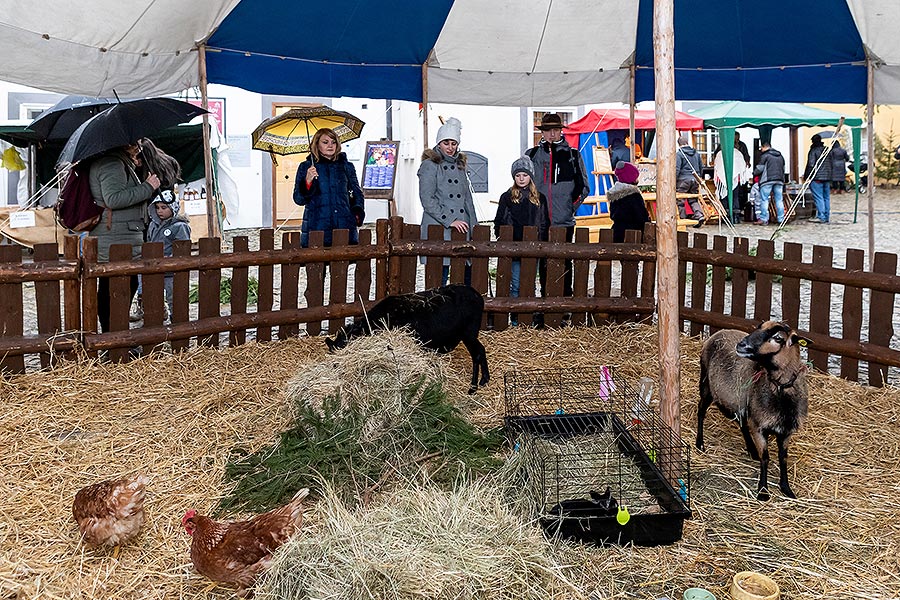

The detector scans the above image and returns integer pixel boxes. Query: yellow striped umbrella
[251,105,365,156]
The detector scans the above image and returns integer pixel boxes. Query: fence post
[375,220,389,300]
[0,245,25,374]
[868,252,897,387]
[198,237,221,348]
[34,243,62,369]
[62,235,81,361]
[81,236,99,359]
[387,216,404,296]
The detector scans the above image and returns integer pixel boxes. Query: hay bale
[255,483,580,600]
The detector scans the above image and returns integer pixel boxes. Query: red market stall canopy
[565,108,703,135]
[564,108,703,150]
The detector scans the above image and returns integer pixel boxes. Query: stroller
[846,160,868,192]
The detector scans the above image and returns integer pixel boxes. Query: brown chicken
[72,474,149,547]
[182,488,309,597]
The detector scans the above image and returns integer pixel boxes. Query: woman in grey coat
[418,117,478,285]
[88,142,162,332]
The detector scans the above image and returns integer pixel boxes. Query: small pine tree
[873,128,900,186]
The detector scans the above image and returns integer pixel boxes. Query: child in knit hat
[493,156,549,317]
[608,161,650,242]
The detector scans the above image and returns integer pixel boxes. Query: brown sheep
[696,321,809,501]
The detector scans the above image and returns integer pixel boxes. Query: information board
[360,141,399,199]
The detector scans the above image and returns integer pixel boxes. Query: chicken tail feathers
[114,475,149,519]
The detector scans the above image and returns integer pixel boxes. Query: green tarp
[687,101,864,217]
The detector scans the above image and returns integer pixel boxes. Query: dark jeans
[539,225,575,297]
[97,275,139,333]
[441,264,472,287]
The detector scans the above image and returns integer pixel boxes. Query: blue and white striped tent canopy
[1,0,899,105]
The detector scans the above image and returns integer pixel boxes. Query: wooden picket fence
[1,217,899,385]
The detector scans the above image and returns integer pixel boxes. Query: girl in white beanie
[418,117,478,285]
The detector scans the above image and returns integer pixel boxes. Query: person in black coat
[608,161,650,243]
[494,156,549,298]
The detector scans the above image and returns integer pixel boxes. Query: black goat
[697,321,809,501]
[325,285,489,394]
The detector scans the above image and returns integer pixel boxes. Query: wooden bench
[575,212,698,242]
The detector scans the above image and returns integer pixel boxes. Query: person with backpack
[88,141,162,333]
[526,113,589,303]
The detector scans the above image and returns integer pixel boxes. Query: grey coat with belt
[418,147,478,264]
[88,151,156,262]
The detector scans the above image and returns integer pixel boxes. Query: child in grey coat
[147,190,191,318]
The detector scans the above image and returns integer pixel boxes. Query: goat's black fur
[325,285,489,394]
[697,321,809,501]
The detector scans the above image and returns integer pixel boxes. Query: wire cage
[504,366,691,546]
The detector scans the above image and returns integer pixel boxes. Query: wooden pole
[867,55,876,270]
[422,59,430,149]
[198,43,218,238]
[653,0,681,439]
[629,64,637,162]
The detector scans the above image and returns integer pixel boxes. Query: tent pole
[866,55,875,270]
[629,64,636,162]
[653,0,680,440]
[422,60,430,150]
[198,43,218,238]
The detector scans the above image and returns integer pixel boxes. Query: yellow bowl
[730,571,780,600]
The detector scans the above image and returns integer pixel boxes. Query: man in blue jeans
[804,134,834,223]
[754,141,786,224]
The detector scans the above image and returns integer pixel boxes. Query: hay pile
[221,329,503,512]
[285,327,446,424]
[0,322,898,599]
[255,483,578,600]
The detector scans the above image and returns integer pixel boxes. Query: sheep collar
[753,364,807,394]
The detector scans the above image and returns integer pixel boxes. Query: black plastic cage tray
[504,367,691,547]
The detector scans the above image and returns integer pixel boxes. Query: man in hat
[526,113,589,301]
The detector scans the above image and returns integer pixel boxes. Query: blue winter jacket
[293,152,364,247]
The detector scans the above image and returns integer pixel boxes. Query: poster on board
[360,141,399,199]
[186,98,226,137]
[637,162,657,187]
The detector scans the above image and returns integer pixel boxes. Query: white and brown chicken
[72,474,149,548]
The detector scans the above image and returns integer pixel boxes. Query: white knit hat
[436,117,462,144]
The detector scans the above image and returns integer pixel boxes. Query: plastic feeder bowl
[682,588,715,600]
[730,571,780,600]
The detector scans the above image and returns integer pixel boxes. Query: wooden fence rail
[1,218,898,386]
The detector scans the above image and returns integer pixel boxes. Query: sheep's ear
[791,333,811,347]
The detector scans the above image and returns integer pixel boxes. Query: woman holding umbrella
[293,128,365,248]
[88,141,165,333]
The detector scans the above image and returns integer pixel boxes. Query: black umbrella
[56,98,207,167]
[26,95,118,141]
